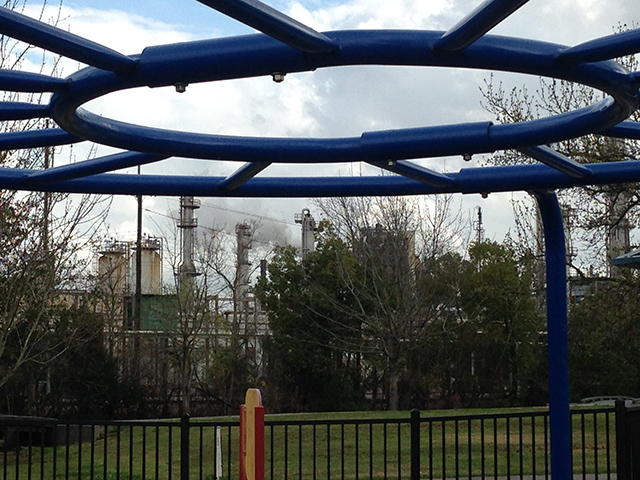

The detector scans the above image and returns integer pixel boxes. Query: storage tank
[98,241,129,294]
[131,237,162,295]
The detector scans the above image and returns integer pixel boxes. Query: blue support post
[534,191,572,479]
[25,152,169,184]
[196,0,338,53]
[518,145,592,179]
[218,162,271,190]
[434,0,529,52]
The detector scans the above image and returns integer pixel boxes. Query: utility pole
[133,161,143,380]
[135,195,142,329]
[42,146,51,250]
[42,119,52,256]
[133,193,142,379]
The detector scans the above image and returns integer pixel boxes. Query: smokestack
[177,196,201,286]
[235,223,252,308]
[294,208,317,261]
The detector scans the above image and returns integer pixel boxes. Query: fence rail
[0,406,619,479]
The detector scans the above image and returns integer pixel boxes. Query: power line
[199,202,298,227]
[144,208,282,248]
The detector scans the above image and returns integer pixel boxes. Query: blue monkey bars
[1,0,640,476]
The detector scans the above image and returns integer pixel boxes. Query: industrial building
[92,197,272,414]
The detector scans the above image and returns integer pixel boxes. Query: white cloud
[25,5,198,53]
[11,0,640,252]
[288,0,453,30]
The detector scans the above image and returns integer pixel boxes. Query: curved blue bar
[490,98,628,149]
[25,151,168,184]
[0,102,49,120]
[533,191,571,480]
[69,108,364,161]
[49,31,638,163]
[196,0,339,53]
[0,128,79,151]
[360,122,493,160]
[0,7,137,72]
[0,69,67,93]
[602,120,640,139]
[434,0,529,52]
[3,159,640,197]
[557,28,640,63]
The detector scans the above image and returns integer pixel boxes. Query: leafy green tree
[568,274,640,400]
[457,241,545,404]
[0,302,141,419]
[256,237,365,412]
[202,339,255,414]
[399,251,468,408]
[258,197,469,411]
[258,208,548,410]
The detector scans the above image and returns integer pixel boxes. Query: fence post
[410,409,420,480]
[181,414,190,480]
[616,400,630,480]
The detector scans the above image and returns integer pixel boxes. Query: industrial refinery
[91,198,315,413]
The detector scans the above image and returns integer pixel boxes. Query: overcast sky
[19,0,640,260]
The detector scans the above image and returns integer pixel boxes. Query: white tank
[98,248,127,294]
[131,237,162,295]
[140,246,162,294]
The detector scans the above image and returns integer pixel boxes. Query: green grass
[0,407,616,479]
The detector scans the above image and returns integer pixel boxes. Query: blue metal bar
[488,98,627,152]
[518,145,592,178]
[218,162,271,190]
[0,102,49,120]
[52,31,638,162]
[556,28,640,63]
[434,0,529,52]
[0,7,137,72]
[533,191,571,480]
[361,122,493,162]
[602,121,640,139]
[366,160,455,188]
[196,0,338,53]
[56,98,625,165]
[25,151,168,184]
[0,69,67,92]
[3,157,640,197]
[0,128,79,151]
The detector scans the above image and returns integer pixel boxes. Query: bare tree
[312,195,470,410]
[147,217,263,414]
[480,38,640,275]
[0,1,113,394]
[0,186,110,391]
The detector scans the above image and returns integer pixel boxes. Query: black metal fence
[0,406,624,479]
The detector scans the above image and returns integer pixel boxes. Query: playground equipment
[240,389,265,480]
[0,0,640,476]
